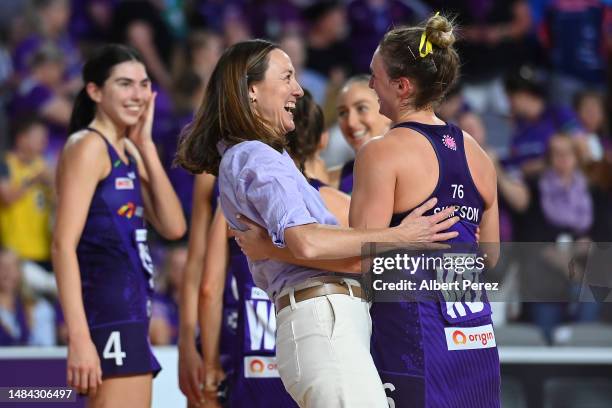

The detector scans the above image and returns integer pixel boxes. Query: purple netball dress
[76,129,160,378]
[370,122,500,408]
[338,159,354,194]
[224,173,327,407]
[226,237,295,408]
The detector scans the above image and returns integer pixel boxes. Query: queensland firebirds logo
[442,134,457,151]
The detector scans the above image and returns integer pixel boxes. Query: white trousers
[275,283,388,408]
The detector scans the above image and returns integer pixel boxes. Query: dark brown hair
[378,13,460,109]
[69,44,144,134]
[285,89,324,171]
[175,39,282,175]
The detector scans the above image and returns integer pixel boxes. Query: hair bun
[425,13,455,49]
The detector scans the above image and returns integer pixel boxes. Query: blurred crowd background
[0,0,610,348]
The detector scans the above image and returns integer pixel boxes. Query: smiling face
[88,61,152,128]
[250,49,304,136]
[369,49,398,121]
[337,80,390,152]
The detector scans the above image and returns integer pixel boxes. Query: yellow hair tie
[418,31,432,58]
[419,11,440,58]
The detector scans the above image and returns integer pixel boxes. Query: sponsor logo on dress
[117,202,135,218]
[244,356,280,378]
[127,171,136,180]
[115,177,134,190]
[444,324,496,350]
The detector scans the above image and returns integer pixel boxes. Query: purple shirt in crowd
[217,140,337,300]
[13,33,82,79]
[506,105,582,168]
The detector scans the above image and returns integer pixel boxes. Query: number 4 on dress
[103,331,127,366]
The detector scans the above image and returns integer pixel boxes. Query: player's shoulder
[384,124,436,155]
[355,135,392,160]
[63,129,107,160]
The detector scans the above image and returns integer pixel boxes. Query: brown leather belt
[275,278,366,312]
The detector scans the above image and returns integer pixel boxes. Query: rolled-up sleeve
[236,150,317,248]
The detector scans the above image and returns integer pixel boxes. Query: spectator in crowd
[111,0,176,91]
[0,116,53,271]
[186,0,246,35]
[441,0,532,115]
[222,6,253,46]
[13,0,81,89]
[279,32,328,105]
[574,90,609,162]
[514,134,598,341]
[150,245,187,345]
[436,85,470,124]
[347,0,424,74]
[178,30,223,90]
[69,0,115,48]
[247,0,302,39]
[436,85,488,145]
[503,65,586,176]
[303,0,352,81]
[0,249,56,346]
[9,44,72,163]
[538,0,610,107]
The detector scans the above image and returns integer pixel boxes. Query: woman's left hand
[127,91,156,148]
[234,214,272,261]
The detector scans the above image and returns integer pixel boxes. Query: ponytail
[68,88,96,134]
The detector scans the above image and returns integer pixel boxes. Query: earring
[250,97,256,103]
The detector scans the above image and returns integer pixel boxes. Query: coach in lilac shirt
[218,140,337,299]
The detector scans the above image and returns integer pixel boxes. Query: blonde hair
[378,13,460,109]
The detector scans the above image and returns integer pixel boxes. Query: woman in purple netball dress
[52,44,186,407]
[350,13,501,407]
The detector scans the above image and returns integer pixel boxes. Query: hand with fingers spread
[178,340,204,406]
[233,214,272,261]
[67,335,102,396]
[127,92,156,149]
[396,197,459,243]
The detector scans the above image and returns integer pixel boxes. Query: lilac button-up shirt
[218,140,338,300]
